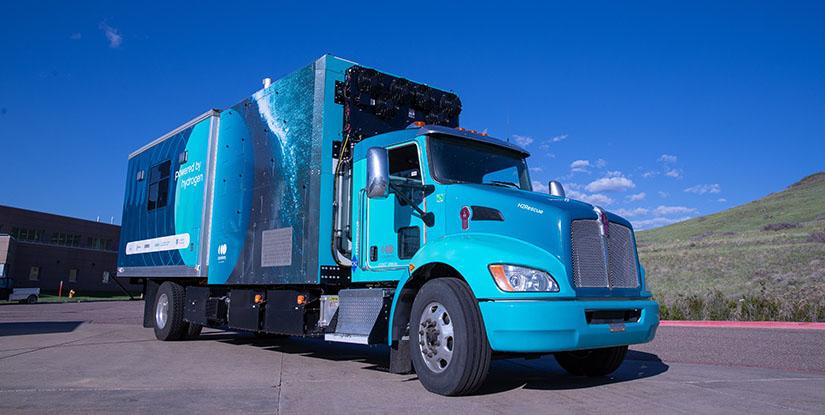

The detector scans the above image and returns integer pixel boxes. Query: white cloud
[567,189,614,206]
[540,134,568,150]
[653,205,698,216]
[585,176,635,193]
[613,207,650,218]
[70,33,82,40]
[570,159,591,174]
[717,198,727,202]
[512,134,534,147]
[632,216,692,230]
[642,171,659,179]
[551,134,568,142]
[684,184,721,194]
[658,154,677,163]
[530,167,543,172]
[605,170,623,177]
[665,169,681,178]
[99,22,122,48]
[532,180,548,193]
[626,192,646,201]
[594,158,607,168]
[658,191,669,198]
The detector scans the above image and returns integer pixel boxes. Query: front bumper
[478,298,659,353]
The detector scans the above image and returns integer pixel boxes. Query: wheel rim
[155,293,169,330]
[417,301,455,373]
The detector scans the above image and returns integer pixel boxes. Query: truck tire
[153,282,187,341]
[409,278,491,396]
[26,295,37,304]
[554,346,628,377]
[182,323,203,340]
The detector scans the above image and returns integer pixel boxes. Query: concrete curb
[660,320,825,330]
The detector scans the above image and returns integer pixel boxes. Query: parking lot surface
[1,301,824,414]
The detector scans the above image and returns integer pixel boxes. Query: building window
[147,160,171,211]
[52,232,80,247]
[102,271,110,283]
[29,266,40,281]
[69,269,78,282]
[11,227,44,242]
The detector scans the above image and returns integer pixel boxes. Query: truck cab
[343,124,658,394]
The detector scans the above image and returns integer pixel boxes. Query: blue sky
[1,1,823,229]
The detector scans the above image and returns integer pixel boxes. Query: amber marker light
[254,294,263,304]
[297,295,306,305]
[455,127,466,131]
[413,121,426,127]
[409,264,415,272]
[488,265,515,291]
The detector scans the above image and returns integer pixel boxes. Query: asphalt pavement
[1,301,823,414]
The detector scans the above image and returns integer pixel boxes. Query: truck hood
[442,183,634,264]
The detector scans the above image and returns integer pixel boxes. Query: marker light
[254,294,263,304]
[297,295,306,305]
[455,127,466,131]
[413,121,426,127]
[488,264,559,292]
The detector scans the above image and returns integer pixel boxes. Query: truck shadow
[0,321,85,336]
[202,331,668,394]
[477,350,669,394]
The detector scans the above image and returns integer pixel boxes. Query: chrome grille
[571,220,640,289]
[571,220,609,288]
[607,223,640,288]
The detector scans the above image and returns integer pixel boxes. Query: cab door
[356,142,428,282]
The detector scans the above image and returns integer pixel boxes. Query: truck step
[325,288,393,344]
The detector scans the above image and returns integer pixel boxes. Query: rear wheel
[153,282,186,341]
[26,295,37,304]
[409,278,491,396]
[554,346,628,376]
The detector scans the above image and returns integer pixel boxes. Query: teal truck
[117,55,658,395]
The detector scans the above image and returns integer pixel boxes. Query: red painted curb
[660,320,825,330]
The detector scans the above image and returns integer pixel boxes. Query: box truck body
[118,55,659,396]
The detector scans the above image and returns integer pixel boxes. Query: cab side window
[388,144,422,183]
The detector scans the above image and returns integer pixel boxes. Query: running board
[324,333,369,345]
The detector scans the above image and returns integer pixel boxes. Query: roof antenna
[506,84,510,143]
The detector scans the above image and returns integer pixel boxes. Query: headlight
[488,264,559,292]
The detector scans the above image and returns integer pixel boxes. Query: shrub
[762,222,802,231]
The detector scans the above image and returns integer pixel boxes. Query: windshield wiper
[485,180,520,189]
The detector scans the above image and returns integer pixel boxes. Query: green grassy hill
[635,172,825,321]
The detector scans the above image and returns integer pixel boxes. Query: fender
[387,232,574,345]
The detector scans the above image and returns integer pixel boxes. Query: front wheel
[409,278,491,396]
[554,346,628,376]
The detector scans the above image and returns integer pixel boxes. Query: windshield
[427,135,532,190]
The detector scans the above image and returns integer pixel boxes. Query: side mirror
[548,181,565,197]
[366,147,390,199]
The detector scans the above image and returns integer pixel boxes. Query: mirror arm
[388,183,435,227]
